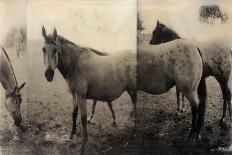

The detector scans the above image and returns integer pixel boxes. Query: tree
[137,13,145,44]
[4,27,27,58]
[137,13,145,32]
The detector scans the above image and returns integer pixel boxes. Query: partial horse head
[42,26,60,82]
[5,82,25,126]
[150,20,180,45]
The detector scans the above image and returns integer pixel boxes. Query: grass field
[0,39,231,154]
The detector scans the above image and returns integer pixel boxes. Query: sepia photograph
[0,0,232,154]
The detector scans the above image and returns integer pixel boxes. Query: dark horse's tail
[196,47,207,136]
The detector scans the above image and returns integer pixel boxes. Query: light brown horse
[42,27,137,143]
[150,21,232,126]
[138,39,207,139]
[0,46,25,138]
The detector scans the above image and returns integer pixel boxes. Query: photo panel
[137,0,232,154]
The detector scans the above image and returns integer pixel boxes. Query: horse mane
[1,46,11,63]
[47,34,108,56]
[158,22,181,39]
[0,46,17,84]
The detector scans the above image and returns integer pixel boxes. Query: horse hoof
[69,134,75,140]
[112,122,117,126]
[130,111,135,117]
[219,119,228,129]
[175,110,180,116]
[180,109,186,113]
[12,135,21,141]
[87,118,92,124]
[195,134,201,141]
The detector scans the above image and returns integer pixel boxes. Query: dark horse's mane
[159,22,181,39]
[46,34,108,56]
[0,46,17,84]
[150,22,181,44]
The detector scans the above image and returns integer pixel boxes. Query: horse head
[5,82,26,126]
[150,21,180,45]
[42,26,60,82]
[150,20,165,45]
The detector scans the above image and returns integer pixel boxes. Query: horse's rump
[198,39,232,79]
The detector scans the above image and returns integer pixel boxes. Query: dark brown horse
[150,21,232,126]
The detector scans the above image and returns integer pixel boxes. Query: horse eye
[42,47,46,53]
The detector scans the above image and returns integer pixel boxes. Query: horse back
[73,50,136,101]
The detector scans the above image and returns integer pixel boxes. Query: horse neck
[0,52,17,94]
[57,41,81,79]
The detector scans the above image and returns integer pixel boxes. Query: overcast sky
[27,0,136,53]
[0,0,26,43]
[0,0,232,51]
[139,0,232,42]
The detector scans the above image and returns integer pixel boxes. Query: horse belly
[138,75,174,94]
[137,62,174,94]
[87,84,126,102]
[87,72,128,102]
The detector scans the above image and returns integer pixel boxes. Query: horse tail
[88,48,108,56]
[196,46,207,133]
[229,48,232,57]
[196,47,205,76]
[197,47,206,96]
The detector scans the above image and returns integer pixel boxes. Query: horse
[149,21,186,115]
[0,46,25,137]
[150,20,232,126]
[138,38,207,139]
[41,27,137,143]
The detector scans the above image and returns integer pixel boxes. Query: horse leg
[87,100,97,123]
[218,79,231,126]
[107,102,117,126]
[176,87,181,115]
[181,93,186,112]
[76,95,88,142]
[184,90,199,140]
[195,78,207,140]
[127,91,137,117]
[69,96,78,140]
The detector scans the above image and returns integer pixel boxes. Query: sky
[0,0,26,43]
[0,0,232,51]
[139,0,232,42]
[27,0,137,53]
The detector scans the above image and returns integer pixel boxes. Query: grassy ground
[0,40,231,154]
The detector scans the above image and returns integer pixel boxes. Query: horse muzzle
[45,69,54,82]
[14,115,22,127]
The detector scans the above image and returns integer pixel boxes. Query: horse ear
[157,20,159,25]
[42,26,47,39]
[19,82,26,90]
[54,28,57,40]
